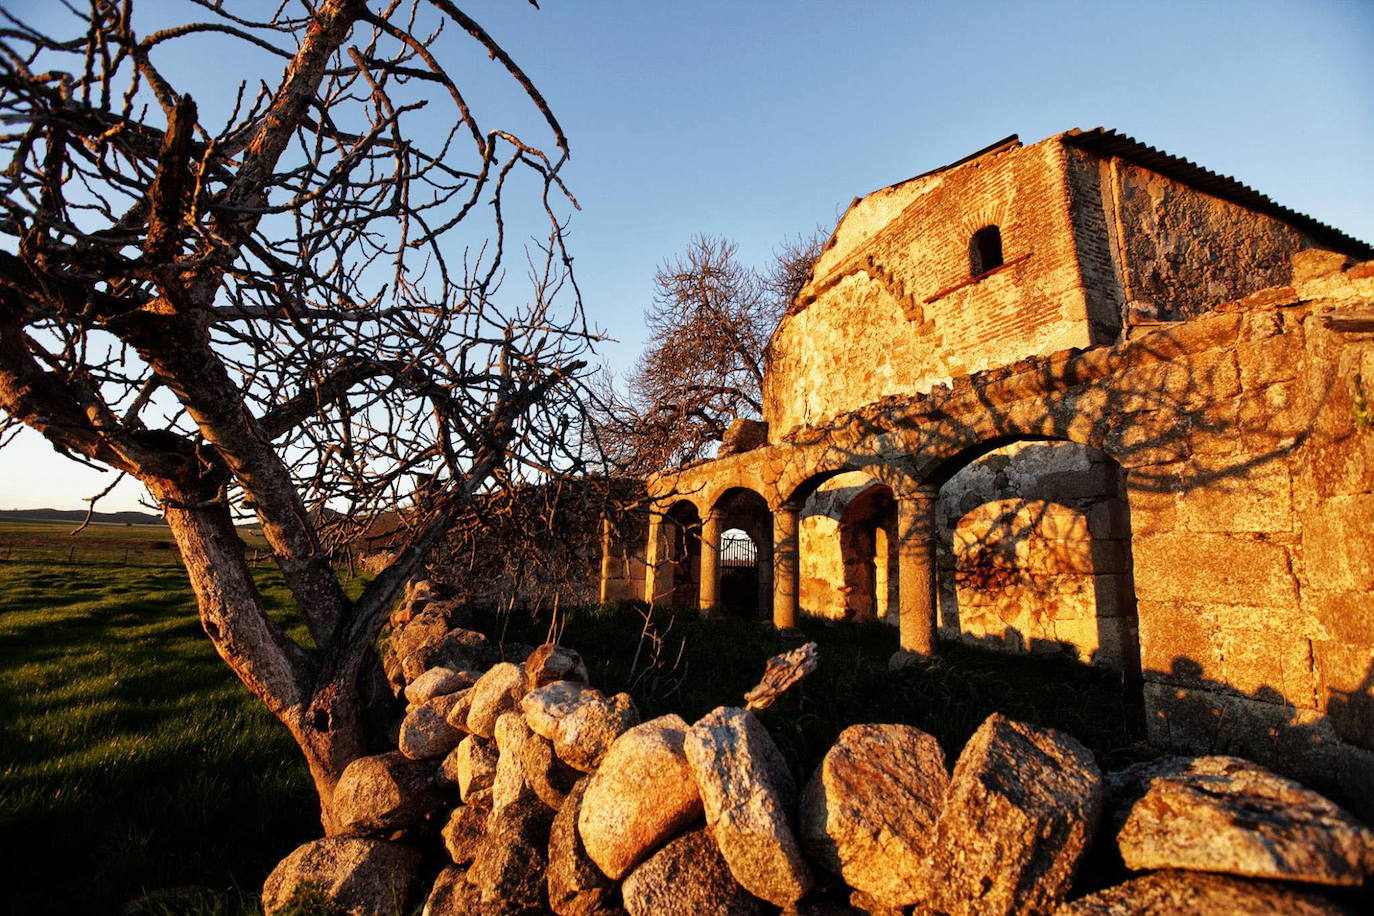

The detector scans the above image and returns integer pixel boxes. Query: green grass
[0,521,320,915]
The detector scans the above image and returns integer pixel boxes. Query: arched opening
[970,225,1004,277]
[664,500,701,609]
[930,439,1140,682]
[711,487,773,618]
[839,483,897,623]
[719,528,758,616]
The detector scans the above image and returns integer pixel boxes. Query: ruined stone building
[596,128,1374,803]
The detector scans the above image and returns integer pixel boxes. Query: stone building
[608,128,1374,803]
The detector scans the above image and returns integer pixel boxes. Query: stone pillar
[598,517,614,604]
[772,503,800,630]
[699,510,722,616]
[643,512,669,607]
[897,486,940,655]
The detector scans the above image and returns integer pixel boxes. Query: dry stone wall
[262,603,1374,915]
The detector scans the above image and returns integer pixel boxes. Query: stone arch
[920,436,1141,678]
[660,499,702,610]
[839,481,898,623]
[710,487,773,618]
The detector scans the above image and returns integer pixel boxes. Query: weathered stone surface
[523,725,579,811]
[799,723,948,906]
[467,663,530,739]
[684,706,812,906]
[334,751,446,836]
[917,713,1103,916]
[522,681,601,740]
[442,790,493,865]
[390,609,451,668]
[547,778,617,916]
[525,643,590,688]
[261,837,422,916]
[445,688,475,733]
[421,866,484,916]
[399,690,467,759]
[554,690,640,773]
[469,795,554,912]
[402,627,496,684]
[492,711,540,813]
[621,828,762,916]
[1056,869,1356,915]
[405,666,479,706]
[579,714,704,879]
[442,734,498,802]
[1117,755,1374,886]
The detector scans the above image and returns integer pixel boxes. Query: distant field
[0,520,318,914]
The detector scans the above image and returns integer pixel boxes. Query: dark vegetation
[474,601,1154,785]
[1,521,1149,914]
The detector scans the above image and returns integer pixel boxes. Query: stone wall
[765,136,1096,437]
[649,252,1374,810]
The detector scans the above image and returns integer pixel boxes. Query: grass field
[0,520,320,914]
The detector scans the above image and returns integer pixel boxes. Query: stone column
[643,512,669,607]
[698,510,722,616]
[772,503,800,630]
[598,517,614,604]
[897,486,940,655]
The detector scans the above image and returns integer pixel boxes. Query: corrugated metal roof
[1062,127,1373,258]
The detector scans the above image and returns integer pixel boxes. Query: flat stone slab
[1117,755,1374,886]
[1057,869,1357,914]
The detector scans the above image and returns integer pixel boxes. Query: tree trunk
[158,492,368,833]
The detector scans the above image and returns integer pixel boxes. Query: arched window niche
[970,225,1004,277]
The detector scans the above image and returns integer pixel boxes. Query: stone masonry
[612,129,1374,813]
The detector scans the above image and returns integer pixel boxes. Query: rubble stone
[441,791,493,865]
[799,723,948,907]
[522,681,601,740]
[398,690,467,759]
[579,714,703,879]
[333,751,446,836]
[467,663,530,739]
[553,691,640,773]
[1117,755,1374,886]
[405,666,478,706]
[1057,869,1356,914]
[684,706,812,907]
[547,778,618,916]
[261,837,421,916]
[442,735,498,802]
[525,643,590,688]
[917,713,1103,916]
[621,828,762,916]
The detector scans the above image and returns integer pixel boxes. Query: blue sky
[2,0,1371,512]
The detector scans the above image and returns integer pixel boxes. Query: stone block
[1176,460,1295,534]
[1236,333,1300,389]
[1311,590,1374,646]
[1132,533,1298,608]
[1301,495,1374,593]
[1216,628,1316,706]
[1312,639,1374,749]
[1137,601,1221,686]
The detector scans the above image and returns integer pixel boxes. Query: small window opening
[970,225,1004,277]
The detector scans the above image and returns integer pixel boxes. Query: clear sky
[2,0,1371,512]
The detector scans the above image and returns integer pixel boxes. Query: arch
[711,487,773,618]
[839,482,898,623]
[970,225,1004,277]
[662,499,702,609]
[929,437,1141,682]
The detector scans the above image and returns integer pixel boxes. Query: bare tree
[0,0,595,831]
[595,232,824,473]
